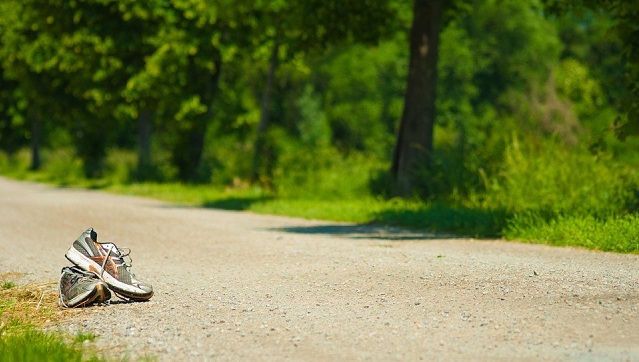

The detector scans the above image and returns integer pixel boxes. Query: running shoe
[58,266,111,308]
[65,228,154,301]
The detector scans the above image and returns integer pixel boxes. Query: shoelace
[98,244,114,277]
[98,243,138,302]
[98,244,135,277]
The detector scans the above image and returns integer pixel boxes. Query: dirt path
[0,177,638,361]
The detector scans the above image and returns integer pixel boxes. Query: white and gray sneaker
[58,266,111,308]
[65,228,153,301]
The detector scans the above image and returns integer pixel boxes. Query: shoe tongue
[103,243,121,257]
[90,229,98,242]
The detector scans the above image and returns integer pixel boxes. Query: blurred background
[1,0,637,251]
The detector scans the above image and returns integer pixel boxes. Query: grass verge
[0,274,107,362]
[70,181,639,253]
[504,213,639,253]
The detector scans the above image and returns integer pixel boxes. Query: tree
[430,0,565,198]
[244,0,398,184]
[391,0,447,197]
[0,0,226,180]
[0,0,142,175]
[0,0,84,171]
[0,73,27,157]
[544,0,639,137]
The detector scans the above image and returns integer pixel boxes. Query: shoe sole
[94,283,111,304]
[66,247,153,301]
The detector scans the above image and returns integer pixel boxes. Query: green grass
[0,327,105,362]
[0,277,108,362]
[99,181,639,253]
[99,184,506,238]
[504,213,639,253]
[2,281,16,290]
[53,180,639,253]
[74,331,98,344]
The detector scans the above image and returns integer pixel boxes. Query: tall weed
[480,137,639,250]
[273,143,383,200]
[39,148,84,185]
[0,149,32,177]
[482,138,638,216]
[103,149,136,184]
[505,214,639,253]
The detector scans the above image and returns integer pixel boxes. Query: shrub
[273,143,384,201]
[506,213,639,253]
[482,138,638,217]
[40,148,84,185]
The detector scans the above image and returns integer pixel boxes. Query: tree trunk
[174,55,223,182]
[137,109,153,179]
[173,115,208,182]
[251,41,279,183]
[391,0,446,197]
[29,113,41,171]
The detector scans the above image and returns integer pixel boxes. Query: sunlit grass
[103,179,639,254]
[249,197,389,223]
[504,213,639,253]
[0,277,60,327]
[0,274,107,362]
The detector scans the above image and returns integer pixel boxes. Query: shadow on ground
[198,195,509,241]
[206,200,510,241]
[266,224,461,241]
[371,206,509,239]
[202,196,272,211]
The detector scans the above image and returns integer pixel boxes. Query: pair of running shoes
[58,228,153,308]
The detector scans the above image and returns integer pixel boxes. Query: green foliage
[40,148,84,185]
[200,132,251,186]
[431,0,566,199]
[1,0,638,254]
[0,76,26,155]
[555,59,603,116]
[295,85,331,148]
[103,149,137,184]
[0,149,33,179]
[477,0,560,92]
[318,40,405,157]
[482,138,638,217]
[544,0,639,136]
[273,146,384,200]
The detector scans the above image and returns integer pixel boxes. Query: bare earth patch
[0,177,638,361]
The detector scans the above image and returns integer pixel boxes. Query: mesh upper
[60,268,96,302]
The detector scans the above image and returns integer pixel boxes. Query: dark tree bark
[391,0,446,197]
[173,54,223,182]
[135,109,153,179]
[173,113,209,182]
[251,41,279,183]
[29,113,41,171]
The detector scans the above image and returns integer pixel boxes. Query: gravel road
[0,176,638,361]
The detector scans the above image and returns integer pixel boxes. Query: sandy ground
[0,176,638,361]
